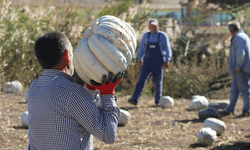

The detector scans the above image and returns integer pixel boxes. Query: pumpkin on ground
[158,96,174,108]
[3,81,23,94]
[197,127,217,145]
[208,100,229,110]
[94,95,130,126]
[189,95,209,110]
[73,15,136,84]
[20,111,29,128]
[203,118,226,135]
[198,107,219,120]
[118,109,130,126]
[94,96,131,126]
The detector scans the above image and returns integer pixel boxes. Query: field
[14,0,184,9]
[1,0,250,149]
[1,91,250,150]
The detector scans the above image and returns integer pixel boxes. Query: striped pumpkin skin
[197,127,217,145]
[203,118,226,135]
[73,15,136,84]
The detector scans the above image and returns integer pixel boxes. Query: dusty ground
[1,91,250,150]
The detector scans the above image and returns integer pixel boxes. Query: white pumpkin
[3,82,12,93]
[203,118,226,135]
[118,109,130,126]
[191,95,202,100]
[158,96,174,108]
[20,111,29,128]
[3,80,23,94]
[198,107,219,119]
[208,100,229,110]
[73,15,137,84]
[197,127,217,145]
[189,95,209,110]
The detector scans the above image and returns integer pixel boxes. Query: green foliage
[207,0,250,13]
[98,0,133,17]
[131,11,149,31]
[0,4,50,88]
[119,55,231,99]
[147,0,153,3]
[207,0,250,6]
[162,57,230,99]
[0,3,94,89]
[243,8,250,34]
[0,1,232,99]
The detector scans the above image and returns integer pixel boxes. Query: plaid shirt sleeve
[67,87,120,144]
[83,83,99,103]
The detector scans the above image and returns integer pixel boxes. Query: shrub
[0,1,232,100]
[0,2,95,89]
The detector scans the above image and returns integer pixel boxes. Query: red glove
[85,83,97,90]
[90,72,124,95]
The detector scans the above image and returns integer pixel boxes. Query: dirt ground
[1,91,250,150]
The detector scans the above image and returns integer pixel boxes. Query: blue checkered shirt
[27,69,120,150]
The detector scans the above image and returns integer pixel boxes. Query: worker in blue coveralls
[128,18,172,106]
[220,21,250,118]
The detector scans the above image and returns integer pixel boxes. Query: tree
[207,0,250,12]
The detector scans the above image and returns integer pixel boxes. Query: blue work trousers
[131,63,164,105]
[225,72,250,113]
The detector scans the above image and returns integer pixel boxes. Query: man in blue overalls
[128,18,172,106]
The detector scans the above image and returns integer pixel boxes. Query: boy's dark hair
[34,31,71,69]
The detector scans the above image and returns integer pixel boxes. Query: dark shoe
[237,111,249,118]
[219,110,232,117]
[128,99,138,106]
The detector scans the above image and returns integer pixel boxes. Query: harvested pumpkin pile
[1,92,250,149]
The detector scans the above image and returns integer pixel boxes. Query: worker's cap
[228,20,241,31]
[149,19,158,26]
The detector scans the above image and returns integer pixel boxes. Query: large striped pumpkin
[73,15,136,84]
